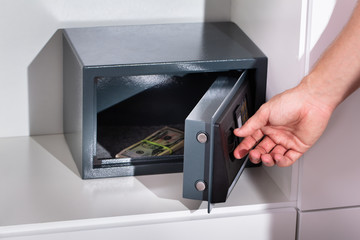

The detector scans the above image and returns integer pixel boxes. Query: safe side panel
[63,33,84,176]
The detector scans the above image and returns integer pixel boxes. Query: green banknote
[115,126,184,158]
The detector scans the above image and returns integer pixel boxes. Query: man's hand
[233,82,334,167]
[233,1,360,167]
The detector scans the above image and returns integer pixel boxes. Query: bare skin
[233,1,360,167]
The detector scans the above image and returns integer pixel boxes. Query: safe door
[183,70,253,210]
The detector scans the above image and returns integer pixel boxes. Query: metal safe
[63,22,267,208]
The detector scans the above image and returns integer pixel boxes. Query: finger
[265,145,287,167]
[270,145,287,160]
[233,129,264,159]
[274,149,302,167]
[249,147,266,164]
[254,136,277,154]
[260,154,276,167]
[234,105,269,137]
[250,136,278,166]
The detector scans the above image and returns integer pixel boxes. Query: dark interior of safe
[94,70,252,171]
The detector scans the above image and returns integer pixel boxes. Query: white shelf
[0,134,294,236]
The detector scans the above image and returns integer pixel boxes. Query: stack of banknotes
[115,126,184,158]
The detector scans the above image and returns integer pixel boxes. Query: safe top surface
[63,22,265,67]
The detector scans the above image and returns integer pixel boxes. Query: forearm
[301,1,360,111]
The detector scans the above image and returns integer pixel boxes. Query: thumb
[234,105,269,137]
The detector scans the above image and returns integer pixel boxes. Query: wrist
[298,73,339,113]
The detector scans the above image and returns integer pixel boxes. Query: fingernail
[274,154,282,163]
[238,150,248,159]
[250,156,260,164]
[263,161,271,166]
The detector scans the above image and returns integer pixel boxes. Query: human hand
[233,82,334,167]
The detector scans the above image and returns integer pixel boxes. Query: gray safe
[63,22,267,206]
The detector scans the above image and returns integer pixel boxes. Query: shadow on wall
[28,29,63,136]
[204,0,231,22]
[31,134,81,178]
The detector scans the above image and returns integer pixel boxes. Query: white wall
[231,0,307,98]
[298,206,360,240]
[0,0,231,138]
[298,0,360,211]
[230,0,306,201]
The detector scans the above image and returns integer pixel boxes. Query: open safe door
[183,70,254,212]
